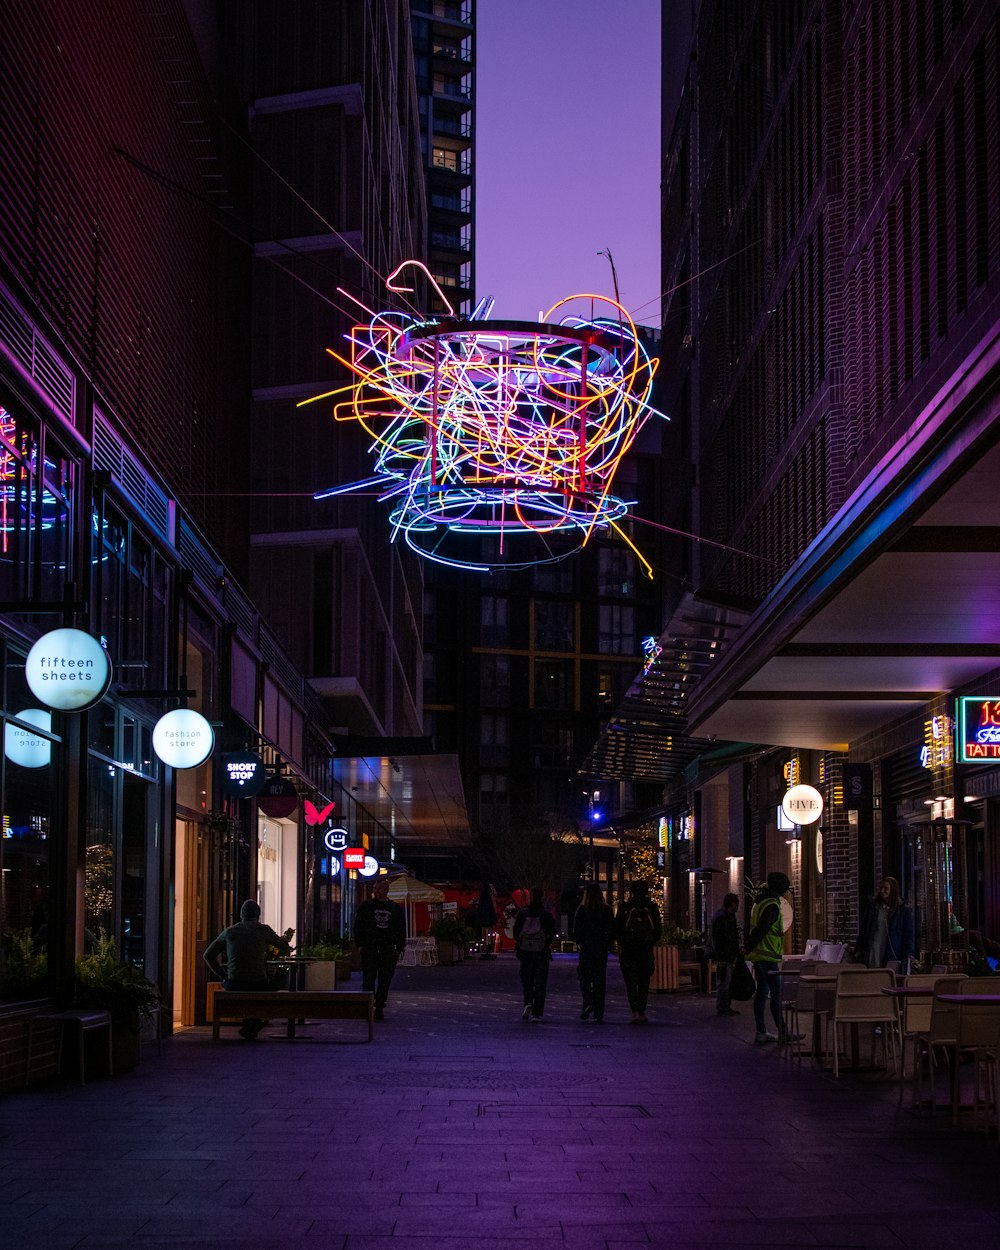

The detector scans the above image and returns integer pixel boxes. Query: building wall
[221,0,428,738]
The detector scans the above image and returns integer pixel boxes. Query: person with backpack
[513,887,557,1021]
[614,881,662,1024]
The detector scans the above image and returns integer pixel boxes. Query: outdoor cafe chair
[786,961,841,1063]
[893,975,964,1105]
[952,978,1000,1128]
[911,975,968,1112]
[826,967,897,1078]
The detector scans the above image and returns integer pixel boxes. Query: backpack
[624,904,656,945]
[518,913,547,953]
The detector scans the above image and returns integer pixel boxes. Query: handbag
[729,956,756,1001]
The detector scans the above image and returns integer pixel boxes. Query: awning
[332,741,471,848]
[684,318,1000,750]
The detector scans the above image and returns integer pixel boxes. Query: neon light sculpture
[303,263,664,573]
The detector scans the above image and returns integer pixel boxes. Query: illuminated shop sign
[221,751,267,795]
[956,697,1000,762]
[920,714,954,769]
[25,628,112,712]
[4,709,52,768]
[781,784,824,826]
[343,847,366,870]
[152,709,215,769]
[322,827,350,852]
[257,774,299,819]
[358,854,380,878]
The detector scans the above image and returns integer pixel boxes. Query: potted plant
[429,916,471,965]
[300,938,352,988]
[0,928,47,1001]
[73,932,160,1073]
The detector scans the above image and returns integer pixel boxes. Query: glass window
[598,604,635,655]
[598,546,637,596]
[480,713,508,746]
[534,659,573,709]
[479,655,510,695]
[479,772,508,806]
[534,600,574,651]
[481,596,508,628]
[0,644,61,1000]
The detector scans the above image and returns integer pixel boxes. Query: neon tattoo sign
[302,264,664,572]
[956,697,1000,761]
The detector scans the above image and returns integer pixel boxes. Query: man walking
[710,892,741,1016]
[353,877,406,1021]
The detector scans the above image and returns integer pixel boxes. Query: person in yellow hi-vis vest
[744,872,800,1045]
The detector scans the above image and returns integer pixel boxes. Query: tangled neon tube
[303,264,665,573]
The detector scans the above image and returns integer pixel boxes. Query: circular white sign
[152,709,215,769]
[323,827,350,852]
[25,629,112,712]
[358,854,379,878]
[781,784,824,826]
[815,828,824,874]
[327,855,342,875]
[4,709,52,768]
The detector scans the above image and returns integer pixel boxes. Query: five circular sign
[25,629,112,712]
[781,783,824,826]
[152,708,215,769]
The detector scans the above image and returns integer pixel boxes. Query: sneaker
[374,1006,385,1021]
[521,1005,532,1022]
[717,1008,740,1016]
[238,1022,261,1041]
[754,1031,779,1045]
[580,1005,593,1020]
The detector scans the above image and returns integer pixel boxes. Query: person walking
[856,875,915,970]
[353,877,406,1021]
[710,892,742,1016]
[615,881,662,1024]
[744,871,797,1045]
[513,887,557,1020]
[203,899,291,1041]
[572,882,615,1022]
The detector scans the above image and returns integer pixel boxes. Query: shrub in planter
[429,916,472,963]
[300,939,352,987]
[0,928,47,1001]
[73,933,160,1072]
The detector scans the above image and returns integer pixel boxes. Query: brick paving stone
[2,954,1000,1248]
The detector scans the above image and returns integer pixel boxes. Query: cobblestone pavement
[1,953,999,1248]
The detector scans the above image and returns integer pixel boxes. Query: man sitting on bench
[205,899,291,1040]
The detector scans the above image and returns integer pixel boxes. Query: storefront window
[0,404,76,609]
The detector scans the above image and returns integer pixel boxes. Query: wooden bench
[211,990,374,1042]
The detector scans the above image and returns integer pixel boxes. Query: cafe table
[796,974,839,1059]
[265,958,319,1037]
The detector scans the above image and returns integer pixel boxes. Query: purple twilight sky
[475,1,662,326]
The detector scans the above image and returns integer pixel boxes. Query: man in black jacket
[710,893,741,1016]
[353,878,406,1021]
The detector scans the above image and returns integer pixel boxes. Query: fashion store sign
[152,709,215,769]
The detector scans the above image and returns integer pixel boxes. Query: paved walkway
[1,954,999,1248]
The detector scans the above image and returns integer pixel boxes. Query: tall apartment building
[217,0,428,742]
[608,0,1000,956]
[411,1,476,315]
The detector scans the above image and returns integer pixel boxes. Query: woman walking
[572,883,615,1022]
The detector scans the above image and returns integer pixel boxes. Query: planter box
[437,941,458,966]
[652,945,680,992]
[304,961,337,991]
